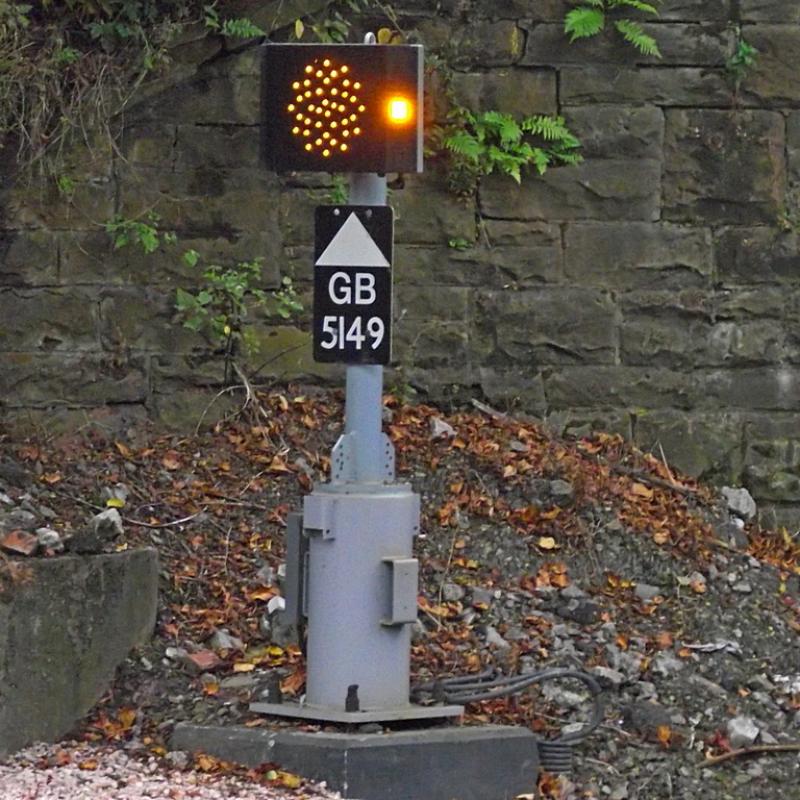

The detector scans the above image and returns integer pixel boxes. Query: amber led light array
[261,43,423,173]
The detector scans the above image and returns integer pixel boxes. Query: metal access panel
[313,205,393,364]
[261,43,424,173]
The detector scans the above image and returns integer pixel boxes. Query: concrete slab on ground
[172,722,540,800]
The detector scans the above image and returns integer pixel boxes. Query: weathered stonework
[1,0,799,528]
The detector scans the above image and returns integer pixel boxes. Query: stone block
[116,166,280,235]
[633,410,744,480]
[480,158,661,222]
[478,367,548,411]
[561,66,732,107]
[659,0,732,20]
[0,549,158,756]
[476,288,618,365]
[0,353,148,407]
[394,285,471,322]
[0,231,58,287]
[544,367,696,410]
[393,174,477,246]
[565,223,712,289]
[564,106,664,160]
[522,23,730,67]
[59,230,282,288]
[544,407,632,440]
[175,125,261,171]
[6,178,115,231]
[715,227,800,285]
[119,123,177,168]
[451,70,557,116]
[695,368,800,411]
[739,25,800,107]
[98,287,200,353]
[172,723,539,800]
[740,1,800,22]
[0,288,98,352]
[394,322,472,372]
[663,109,785,224]
[420,19,524,67]
[715,286,789,318]
[394,246,501,289]
[1,405,148,438]
[127,71,260,125]
[786,111,800,182]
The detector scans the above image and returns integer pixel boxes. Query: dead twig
[703,743,800,766]
[612,465,699,499]
[123,511,203,529]
[471,398,507,420]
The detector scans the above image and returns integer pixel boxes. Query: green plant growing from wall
[438,109,582,197]
[105,211,176,254]
[175,251,303,385]
[727,26,758,94]
[564,0,662,57]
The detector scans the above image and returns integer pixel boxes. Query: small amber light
[315,88,323,96]
[331,70,339,79]
[292,81,301,90]
[387,96,413,124]
[341,91,349,99]
[323,148,331,157]
[323,59,331,67]
[304,90,312,98]
[303,129,311,137]
[342,79,350,87]
[339,104,347,112]
[292,127,300,135]
[341,143,348,152]
[321,99,329,107]
[305,143,313,151]
[323,77,331,85]
[305,65,313,73]
[353,81,361,90]
[296,95,304,102]
[330,138,338,147]
[353,127,361,135]
[342,129,350,137]
[341,65,349,73]
[331,88,339,96]
[358,105,366,113]
[316,70,323,78]
[322,131,330,139]
[315,138,323,146]
[287,104,295,112]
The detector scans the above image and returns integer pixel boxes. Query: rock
[623,701,673,736]
[266,595,285,615]
[0,530,39,556]
[0,493,13,506]
[208,629,244,652]
[549,479,575,503]
[560,583,587,600]
[688,675,728,698]
[732,581,753,594]
[35,527,62,551]
[256,564,275,583]
[555,598,602,625]
[430,417,456,439]
[470,586,495,606]
[0,461,32,488]
[220,674,258,689]
[181,650,223,674]
[442,582,466,602]
[484,626,511,650]
[0,509,37,534]
[652,652,686,677]
[591,666,626,689]
[69,508,124,554]
[634,583,662,601]
[726,716,760,748]
[721,486,757,521]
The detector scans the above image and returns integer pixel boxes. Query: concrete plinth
[172,723,539,800]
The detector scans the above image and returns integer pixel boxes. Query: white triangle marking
[316,213,390,268]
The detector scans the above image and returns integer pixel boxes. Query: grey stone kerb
[0,548,159,756]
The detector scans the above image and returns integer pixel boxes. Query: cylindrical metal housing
[303,483,419,711]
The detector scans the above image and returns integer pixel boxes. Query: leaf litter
[0,386,798,800]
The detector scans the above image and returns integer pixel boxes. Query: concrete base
[172,723,539,800]
[250,699,464,724]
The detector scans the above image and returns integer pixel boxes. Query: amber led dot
[323,149,330,157]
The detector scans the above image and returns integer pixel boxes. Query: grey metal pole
[344,172,389,483]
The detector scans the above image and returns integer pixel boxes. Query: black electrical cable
[411,667,604,774]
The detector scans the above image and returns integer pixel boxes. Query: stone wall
[1,0,799,528]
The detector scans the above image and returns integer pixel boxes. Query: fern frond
[615,19,661,56]
[609,0,660,15]
[522,115,571,143]
[444,131,482,162]
[531,148,551,175]
[564,7,605,41]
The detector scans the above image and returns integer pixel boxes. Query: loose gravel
[0,743,342,800]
